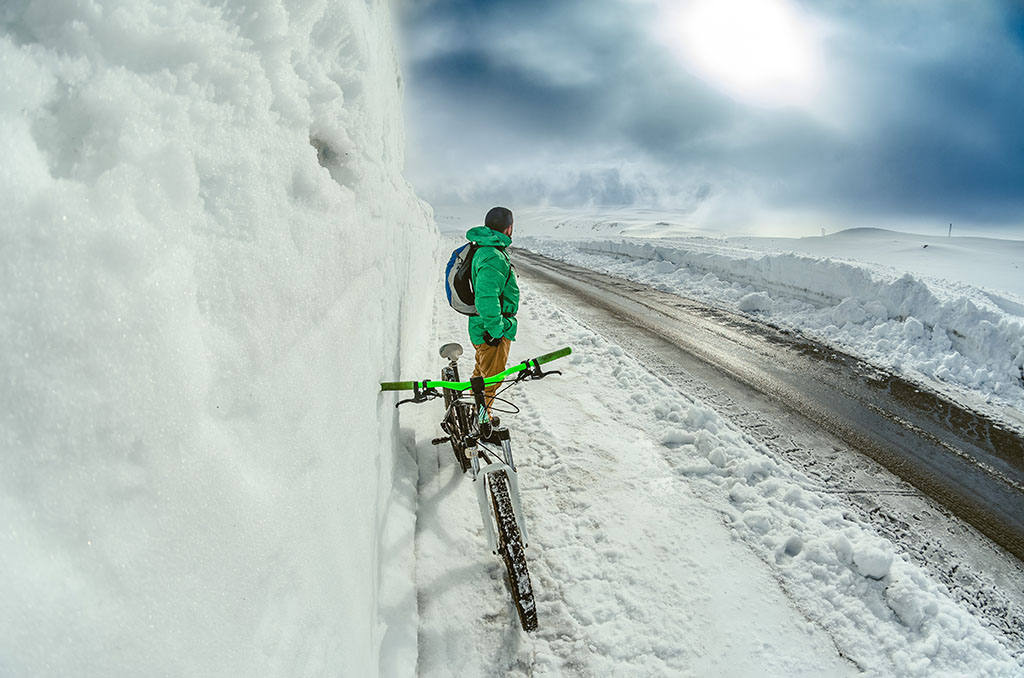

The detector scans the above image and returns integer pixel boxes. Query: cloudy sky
[396,0,1024,234]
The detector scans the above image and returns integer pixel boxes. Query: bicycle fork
[468,440,530,553]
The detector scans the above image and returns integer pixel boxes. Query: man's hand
[483,331,503,347]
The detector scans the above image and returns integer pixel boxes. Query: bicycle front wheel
[488,470,538,631]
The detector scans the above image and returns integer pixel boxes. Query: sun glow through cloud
[658,0,825,109]
[402,0,1024,231]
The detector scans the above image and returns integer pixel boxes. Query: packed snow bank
[519,230,1024,420]
[1,2,433,675]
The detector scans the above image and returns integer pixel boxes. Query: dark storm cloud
[412,50,607,141]
[789,2,1024,222]
[398,0,1024,229]
[405,0,742,139]
[401,0,664,143]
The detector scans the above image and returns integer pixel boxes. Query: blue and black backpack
[445,242,479,316]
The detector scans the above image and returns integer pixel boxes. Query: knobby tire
[441,368,470,472]
[488,470,538,632]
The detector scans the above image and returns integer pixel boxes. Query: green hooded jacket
[466,226,519,345]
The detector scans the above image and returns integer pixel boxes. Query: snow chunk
[729,482,757,505]
[853,543,894,580]
[742,510,773,535]
[832,297,866,325]
[707,445,729,467]
[685,405,718,430]
[654,260,676,274]
[903,316,925,340]
[831,534,854,565]
[737,291,773,313]
[735,456,775,482]
[886,576,939,631]
[660,428,695,447]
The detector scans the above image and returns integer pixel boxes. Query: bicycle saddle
[439,342,464,361]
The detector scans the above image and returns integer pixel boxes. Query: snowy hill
[1,2,434,675]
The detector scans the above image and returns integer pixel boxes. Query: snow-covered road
[405,250,1024,676]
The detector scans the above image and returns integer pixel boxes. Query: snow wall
[1,1,435,675]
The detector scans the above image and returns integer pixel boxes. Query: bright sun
[658,0,823,109]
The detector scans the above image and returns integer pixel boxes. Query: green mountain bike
[381,344,572,632]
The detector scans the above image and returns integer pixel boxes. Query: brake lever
[395,381,441,408]
[515,359,562,382]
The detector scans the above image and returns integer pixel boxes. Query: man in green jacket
[468,206,520,412]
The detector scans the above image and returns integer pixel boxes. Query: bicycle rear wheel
[441,366,457,410]
[441,368,470,472]
[488,470,538,631]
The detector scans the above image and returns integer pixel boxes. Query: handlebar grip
[534,346,572,365]
[380,381,416,391]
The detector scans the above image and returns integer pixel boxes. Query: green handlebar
[380,346,572,392]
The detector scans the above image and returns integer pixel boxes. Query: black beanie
[484,206,514,231]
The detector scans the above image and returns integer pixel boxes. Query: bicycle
[380,345,572,632]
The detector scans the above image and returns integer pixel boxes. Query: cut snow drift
[1,2,434,676]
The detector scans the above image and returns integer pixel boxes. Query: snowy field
[487,207,1024,433]
[410,258,1024,676]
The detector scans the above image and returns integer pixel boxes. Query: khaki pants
[472,337,511,412]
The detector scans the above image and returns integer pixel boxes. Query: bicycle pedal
[431,436,450,445]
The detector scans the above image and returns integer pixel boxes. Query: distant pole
[948,223,952,237]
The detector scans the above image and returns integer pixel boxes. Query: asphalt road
[513,247,1024,642]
